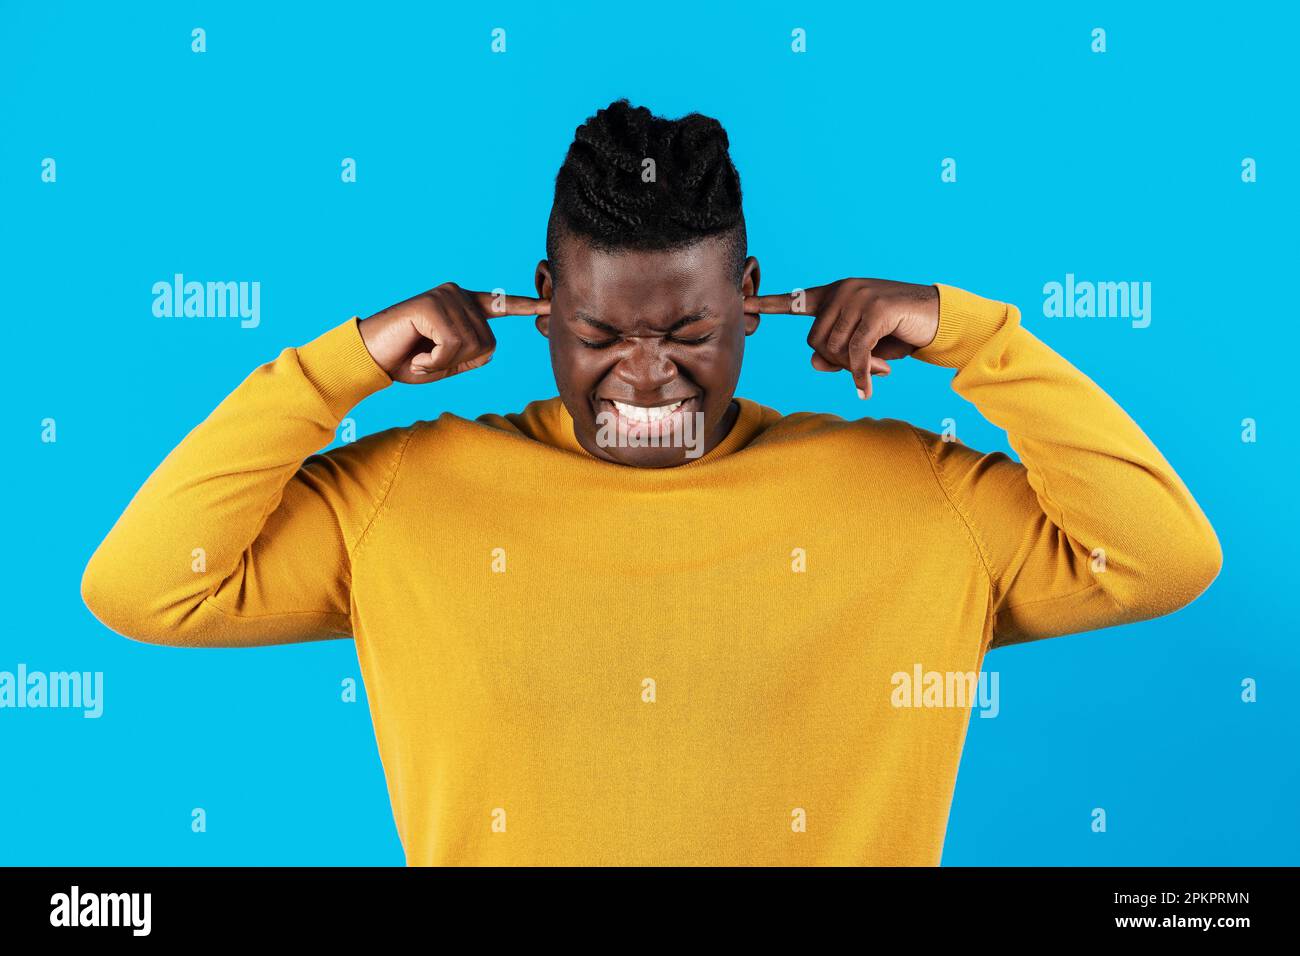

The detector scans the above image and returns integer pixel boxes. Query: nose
[611,339,677,392]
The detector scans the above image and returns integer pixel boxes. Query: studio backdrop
[1,1,1293,865]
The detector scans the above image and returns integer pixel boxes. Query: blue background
[2,0,1294,865]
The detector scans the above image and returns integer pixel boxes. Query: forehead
[555,237,735,318]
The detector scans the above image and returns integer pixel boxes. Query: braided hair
[546,99,747,286]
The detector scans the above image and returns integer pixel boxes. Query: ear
[534,260,553,337]
[741,256,761,335]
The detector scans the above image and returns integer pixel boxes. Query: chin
[608,446,695,469]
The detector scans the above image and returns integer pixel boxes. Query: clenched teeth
[611,400,683,423]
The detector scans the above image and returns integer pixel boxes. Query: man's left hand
[744,279,940,399]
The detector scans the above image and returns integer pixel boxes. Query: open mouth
[595,396,697,435]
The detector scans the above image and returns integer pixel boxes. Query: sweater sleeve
[80,316,411,648]
[909,283,1222,650]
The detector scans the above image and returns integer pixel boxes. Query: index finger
[470,290,552,317]
[743,289,824,315]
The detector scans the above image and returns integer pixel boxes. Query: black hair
[546,98,747,286]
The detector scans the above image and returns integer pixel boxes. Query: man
[81,99,1221,866]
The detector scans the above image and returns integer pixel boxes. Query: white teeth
[611,400,683,423]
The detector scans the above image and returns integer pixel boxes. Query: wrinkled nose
[612,340,677,392]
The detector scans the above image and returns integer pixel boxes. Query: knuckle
[827,326,853,351]
[425,291,452,316]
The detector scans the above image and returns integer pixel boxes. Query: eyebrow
[573,307,714,335]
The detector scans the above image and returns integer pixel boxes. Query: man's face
[535,236,760,468]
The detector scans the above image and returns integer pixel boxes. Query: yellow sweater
[81,283,1221,866]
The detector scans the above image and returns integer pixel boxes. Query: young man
[81,99,1221,866]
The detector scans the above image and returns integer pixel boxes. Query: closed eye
[578,333,715,349]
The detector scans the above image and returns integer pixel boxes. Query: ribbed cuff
[913,283,1013,369]
[295,316,394,419]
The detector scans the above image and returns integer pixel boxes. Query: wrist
[912,284,1014,369]
[357,311,408,378]
[297,316,395,418]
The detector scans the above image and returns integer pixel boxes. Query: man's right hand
[358,283,551,384]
